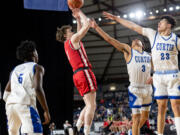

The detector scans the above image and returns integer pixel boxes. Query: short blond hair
[56,25,72,43]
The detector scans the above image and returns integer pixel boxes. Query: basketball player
[90,19,153,135]
[3,40,51,135]
[103,12,180,135]
[56,9,97,135]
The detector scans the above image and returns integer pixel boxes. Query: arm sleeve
[142,28,157,48]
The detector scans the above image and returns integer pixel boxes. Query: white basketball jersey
[6,62,37,106]
[127,49,151,86]
[152,32,179,71]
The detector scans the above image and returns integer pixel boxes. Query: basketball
[68,0,84,9]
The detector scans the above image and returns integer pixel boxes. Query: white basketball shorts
[153,70,180,99]
[6,104,43,135]
[128,85,153,114]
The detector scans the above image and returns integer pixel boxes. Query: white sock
[76,119,83,131]
[84,125,90,135]
[175,117,180,135]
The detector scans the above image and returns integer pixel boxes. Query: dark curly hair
[56,25,72,43]
[16,40,36,61]
[160,15,176,29]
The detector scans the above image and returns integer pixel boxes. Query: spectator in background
[107,114,113,122]
[164,116,176,135]
[140,120,156,135]
[103,118,109,127]
[120,127,127,135]
[49,122,56,135]
[100,99,105,105]
[166,115,174,124]
[101,118,113,135]
[63,120,73,135]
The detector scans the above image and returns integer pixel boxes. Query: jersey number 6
[18,74,24,84]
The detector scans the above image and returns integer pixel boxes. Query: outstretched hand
[89,18,98,29]
[103,11,116,20]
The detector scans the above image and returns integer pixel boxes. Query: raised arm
[72,9,82,32]
[76,17,82,32]
[71,9,90,44]
[34,65,51,125]
[90,19,131,60]
[103,12,144,35]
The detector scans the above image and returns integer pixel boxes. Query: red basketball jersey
[64,40,92,72]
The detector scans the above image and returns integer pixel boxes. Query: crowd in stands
[73,92,177,135]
